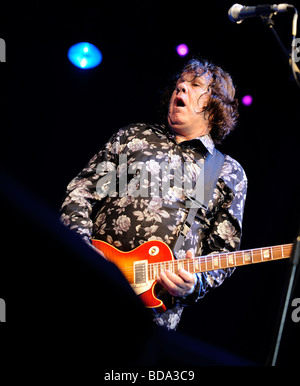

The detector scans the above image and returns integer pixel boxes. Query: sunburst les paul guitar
[92,239,293,313]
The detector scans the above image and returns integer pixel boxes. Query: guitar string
[108,245,292,274]
[106,245,293,277]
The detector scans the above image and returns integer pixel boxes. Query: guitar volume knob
[149,246,159,256]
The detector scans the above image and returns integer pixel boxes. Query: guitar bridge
[133,260,148,287]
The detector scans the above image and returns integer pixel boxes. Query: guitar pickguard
[131,259,154,295]
[131,280,154,296]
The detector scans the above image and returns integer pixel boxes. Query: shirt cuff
[174,274,202,307]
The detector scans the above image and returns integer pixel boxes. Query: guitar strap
[173,148,225,258]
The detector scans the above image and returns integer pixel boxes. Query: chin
[168,122,188,133]
[167,117,187,131]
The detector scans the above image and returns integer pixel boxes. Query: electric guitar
[91,239,293,312]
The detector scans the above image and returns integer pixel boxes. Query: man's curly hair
[161,58,239,144]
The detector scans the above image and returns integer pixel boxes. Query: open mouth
[175,97,185,107]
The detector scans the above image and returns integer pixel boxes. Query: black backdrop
[1,0,299,367]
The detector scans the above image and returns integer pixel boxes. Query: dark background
[0,0,299,366]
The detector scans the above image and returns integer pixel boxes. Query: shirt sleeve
[60,128,126,243]
[178,157,248,305]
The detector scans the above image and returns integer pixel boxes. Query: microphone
[228,3,294,23]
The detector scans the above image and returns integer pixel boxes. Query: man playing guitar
[61,58,248,330]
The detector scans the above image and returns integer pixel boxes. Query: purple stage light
[242,95,253,106]
[176,44,189,57]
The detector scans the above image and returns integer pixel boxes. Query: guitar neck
[148,243,293,279]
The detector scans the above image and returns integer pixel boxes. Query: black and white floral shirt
[61,123,247,330]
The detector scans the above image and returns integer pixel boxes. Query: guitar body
[92,239,174,312]
[92,238,292,313]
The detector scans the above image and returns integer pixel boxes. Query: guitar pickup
[133,260,148,287]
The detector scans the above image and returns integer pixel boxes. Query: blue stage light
[68,42,102,69]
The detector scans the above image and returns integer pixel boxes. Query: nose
[176,81,187,94]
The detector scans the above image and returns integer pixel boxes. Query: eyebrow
[177,73,206,86]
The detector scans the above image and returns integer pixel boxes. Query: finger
[160,270,185,289]
[178,268,196,284]
[178,269,197,295]
[158,271,186,296]
[185,249,195,259]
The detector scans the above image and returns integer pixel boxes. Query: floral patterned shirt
[60,123,247,330]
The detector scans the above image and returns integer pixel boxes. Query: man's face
[167,71,211,136]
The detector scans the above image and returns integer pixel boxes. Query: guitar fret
[273,247,282,259]
[158,262,162,275]
[159,262,163,274]
[283,245,288,259]
[220,253,228,269]
[199,257,205,272]
[207,256,213,271]
[262,248,271,260]
[252,249,261,263]
[183,259,187,272]
[159,262,163,273]
[213,255,219,269]
[228,253,235,267]
[244,251,252,264]
[176,260,179,272]
[178,260,183,271]
[194,257,197,273]
[256,248,263,262]
[181,259,186,271]
[235,251,243,266]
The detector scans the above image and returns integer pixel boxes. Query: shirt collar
[195,134,215,155]
[174,133,215,155]
[160,125,215,155]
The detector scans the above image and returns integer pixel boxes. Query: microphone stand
[261,12,300,366]
[260,13,300,88]
[265,229,300,366]
[260,14,289,60]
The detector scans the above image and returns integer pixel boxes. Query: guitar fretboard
[148,243,293,280]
